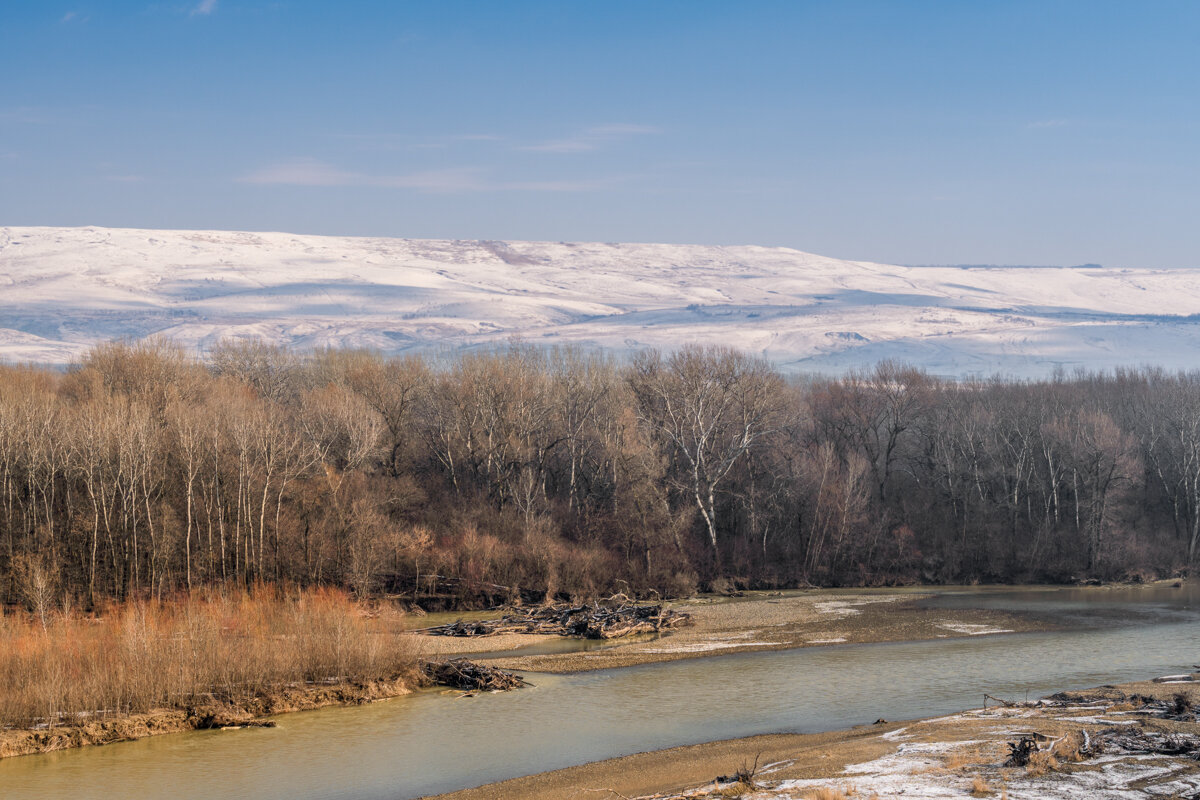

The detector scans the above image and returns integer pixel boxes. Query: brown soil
[0,675,413,759]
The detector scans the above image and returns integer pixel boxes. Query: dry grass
[909,745,977,776]
[1051,731,1085,763]
[800,787,854,800]
[1024,748,1060,777]
[969,774,991,796]
[0,586,415,731]
[798,787,876,800]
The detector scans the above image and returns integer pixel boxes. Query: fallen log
[421,659,527,691]
[415,602,693,639]
[1096,727,1200,758]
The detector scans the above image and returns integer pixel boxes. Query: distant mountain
[3,225,1200,377]
[910,263,1107,270]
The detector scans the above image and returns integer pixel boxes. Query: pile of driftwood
[1095,727,1200,758]
[417,601,692,640]
[422,658,527,691]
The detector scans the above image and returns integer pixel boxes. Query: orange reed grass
[0,586,415,731]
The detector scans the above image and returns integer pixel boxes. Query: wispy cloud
[521,124,660,153]
[239,158,631,193]
[240,159,360,186]
[508,175,633,192]
[61,11,79,23]
[239,160,487,192]
[191,0,217,16]
[1027,119,1068,129]
[326,132,503,152]
[0,108,51,125]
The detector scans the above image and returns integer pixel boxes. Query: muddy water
[5,586,1200,800]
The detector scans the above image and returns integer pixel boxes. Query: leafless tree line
[0,340,1194,608]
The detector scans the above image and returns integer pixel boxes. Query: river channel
[4,585,1200,800]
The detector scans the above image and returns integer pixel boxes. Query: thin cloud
[0,108,51,125]
[1027,119,1068,129]
[386,168,489,192]
[239,158,631,193]
[509,175,633,192]
[61,11,79,22]
[191,0,217,16]
[326,132,503,152]
[410,134,501,151]
[521,124,660,153]
[241,159,360,186]
[238,160,487,193]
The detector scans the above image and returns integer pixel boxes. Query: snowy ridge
[3,225,1200,376]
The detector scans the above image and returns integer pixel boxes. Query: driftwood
[415,602,692,640]
[714,754,762,788]
[422,659,527,691]
[1004,736,1039,766]
[1097,727,1200,758]
[984,693,1015,709]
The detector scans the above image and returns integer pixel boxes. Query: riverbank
[0,583,1167,766]
[428,675,1200,800]
[0,588,419,759]
[0,675,412,759]
[419,587,1052,673]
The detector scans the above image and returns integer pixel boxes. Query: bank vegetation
[0,340,1196,608]
[0,586,415,753]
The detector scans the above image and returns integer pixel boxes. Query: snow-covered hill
[2,226,1200,377]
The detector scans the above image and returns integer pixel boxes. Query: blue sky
[2,1,1198,266]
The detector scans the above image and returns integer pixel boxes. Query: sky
[1,1,1198,267]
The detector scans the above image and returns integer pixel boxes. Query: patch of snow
[768,742,1200,800]
[937,622,1014,635]
[813,596,902,619]
[639,640,782,654]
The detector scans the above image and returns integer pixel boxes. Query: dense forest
[0,339,1197,610]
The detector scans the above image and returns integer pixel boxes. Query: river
[4,585,1199,800]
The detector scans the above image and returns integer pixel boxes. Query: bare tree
[628,346,783,559]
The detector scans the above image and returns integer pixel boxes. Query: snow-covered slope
[2,225,1200,376]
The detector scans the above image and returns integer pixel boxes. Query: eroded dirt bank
[427,676,1200,800]
[0,676,412,759]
